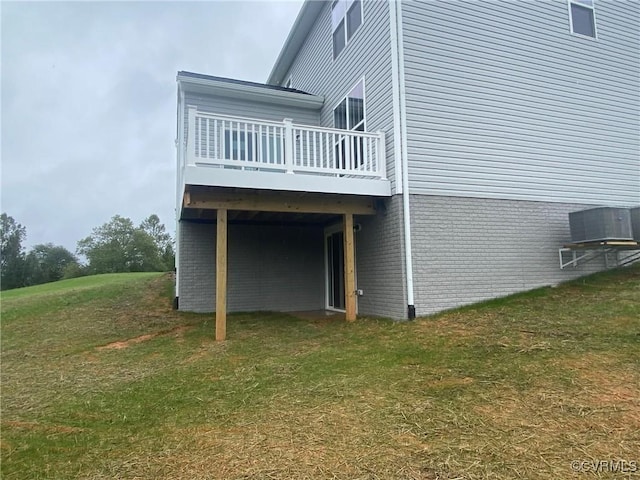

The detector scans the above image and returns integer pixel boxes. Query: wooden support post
[216,208,228,341]
[343,213,356,321]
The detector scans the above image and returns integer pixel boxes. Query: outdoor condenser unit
[630,207,640,241]
[568,207,633,243]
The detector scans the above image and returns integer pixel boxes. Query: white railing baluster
[186,110,385,179]
[350,133,355,171]
[280,127,285,166]
[259,125,264,164]
[250,124,255,163]
[312,132,317,168]
[244,123,249,164]
[284,119,294,174]
[232,122,236,161]
[212,118,217,159]
[337,133,342,174]
[325,132,330,169]
[221,120,226,160]
[204,118,210,159]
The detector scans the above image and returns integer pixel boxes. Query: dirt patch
[415,312,492,339]
[429,376,475,388]
[561,353,640,427]
[97,325,193,351]
[3,420,83,434]
[182,341,228,364]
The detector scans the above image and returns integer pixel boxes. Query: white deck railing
[185,107,386,180]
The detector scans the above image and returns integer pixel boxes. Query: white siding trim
[389,0,404,195]
[175,87,186,297]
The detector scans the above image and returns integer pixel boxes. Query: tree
[1,213,27,290]
[24,243,79,286]
[77,215,169,274]
[140,214,175,269]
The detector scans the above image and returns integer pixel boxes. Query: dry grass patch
[563,353,640,427]
[472,370,640,478]
[2,267,639,480]
[133,404,441,480]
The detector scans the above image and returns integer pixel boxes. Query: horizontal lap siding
[402,0,640,205]
[184,92,320,126]
[281,1,398,190]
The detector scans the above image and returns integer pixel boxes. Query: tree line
[1,213,175,291]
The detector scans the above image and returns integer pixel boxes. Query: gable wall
[401,0,640,205]
[280,1,399,190]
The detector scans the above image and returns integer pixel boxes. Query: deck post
[343,213,356,321]
[216,208,228,341]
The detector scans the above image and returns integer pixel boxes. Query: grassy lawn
[1,269,639,479]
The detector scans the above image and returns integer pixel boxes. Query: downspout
[390,0,415,319]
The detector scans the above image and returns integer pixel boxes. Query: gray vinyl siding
[355,195,407,319]
[401,0,640,205]
[410,195,610,316]
[184,91,320,126]
[279,1,398,190]
[178,221,325,313]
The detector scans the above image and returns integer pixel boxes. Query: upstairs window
[332,0,362,59]
[334,79,365,131]
[333,79,365,168]
[569,0,597,38]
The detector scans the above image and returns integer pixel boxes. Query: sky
[1,0,303,253]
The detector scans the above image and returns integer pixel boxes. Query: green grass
[1,268,639,479]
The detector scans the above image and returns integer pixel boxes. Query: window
[568,0,597,38]
[334,79,364,131]
[332,0,362,59]
[333,79,365,168]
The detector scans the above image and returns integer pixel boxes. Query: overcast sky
[1,0,303,253]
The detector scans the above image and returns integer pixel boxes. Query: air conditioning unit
[630,206,640,241]
[568,207,633,243]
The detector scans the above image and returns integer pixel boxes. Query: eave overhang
[178,71,324,110]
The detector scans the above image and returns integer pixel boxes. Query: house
[175,0,639,339]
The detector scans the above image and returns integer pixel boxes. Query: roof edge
[178,71,324,110]
[267,1,324,86]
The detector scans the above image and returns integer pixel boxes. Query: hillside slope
[1,268,639,479]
